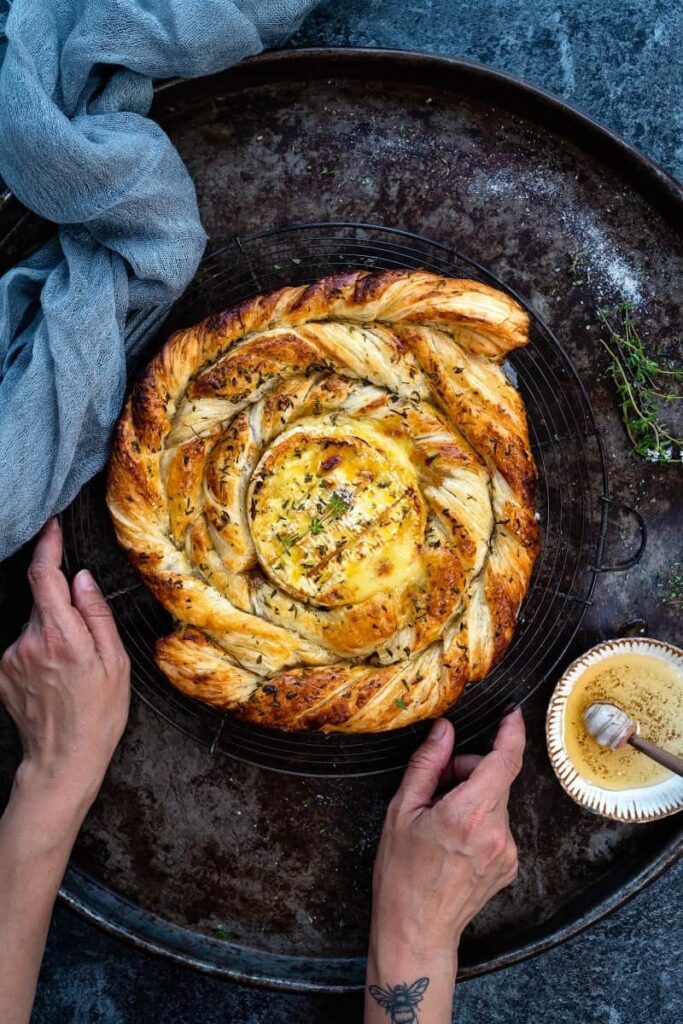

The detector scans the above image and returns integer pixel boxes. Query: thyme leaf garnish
[597,302,682,464]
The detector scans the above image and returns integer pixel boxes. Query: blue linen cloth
[0,0,318,559]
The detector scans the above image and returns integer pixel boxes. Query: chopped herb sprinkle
[328,489,352,517]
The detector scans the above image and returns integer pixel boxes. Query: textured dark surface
[0,3,681,1022]
[39,187,677,987]
[291,0,683,183]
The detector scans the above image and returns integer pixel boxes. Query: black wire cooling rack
[61,223,646,776]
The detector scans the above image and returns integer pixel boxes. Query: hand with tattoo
[365,711,525,1023]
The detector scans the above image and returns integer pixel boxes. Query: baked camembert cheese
[107,269,539,731]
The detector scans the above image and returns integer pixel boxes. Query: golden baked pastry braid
[107,269,539,732]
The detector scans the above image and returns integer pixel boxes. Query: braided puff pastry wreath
[107,269,540,732]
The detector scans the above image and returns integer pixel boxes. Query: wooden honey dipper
[583,702,683,778]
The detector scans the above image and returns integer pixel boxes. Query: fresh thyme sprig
[596,302,683,464]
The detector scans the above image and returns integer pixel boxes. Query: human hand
[0,518,130,822]
[0,520,130,1024]
[370,710,524,969]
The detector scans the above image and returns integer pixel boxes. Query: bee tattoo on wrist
[368,976,430,1023]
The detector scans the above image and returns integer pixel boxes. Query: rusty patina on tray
[0,50,681,991]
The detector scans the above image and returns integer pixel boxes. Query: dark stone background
[29,2,683,1021]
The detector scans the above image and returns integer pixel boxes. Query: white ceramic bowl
[546,638,683,822]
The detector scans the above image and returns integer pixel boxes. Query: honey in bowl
[564,651,683,790]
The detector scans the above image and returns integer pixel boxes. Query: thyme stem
[597,303,682,463]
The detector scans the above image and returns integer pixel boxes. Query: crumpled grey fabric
[0,0,318,559]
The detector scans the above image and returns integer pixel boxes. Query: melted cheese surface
[248,416,427,606]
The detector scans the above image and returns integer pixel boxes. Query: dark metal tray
[0,49,681,991]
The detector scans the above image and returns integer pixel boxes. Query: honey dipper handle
[628,736,683,778]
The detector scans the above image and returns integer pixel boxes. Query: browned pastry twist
[107,269,539,732]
